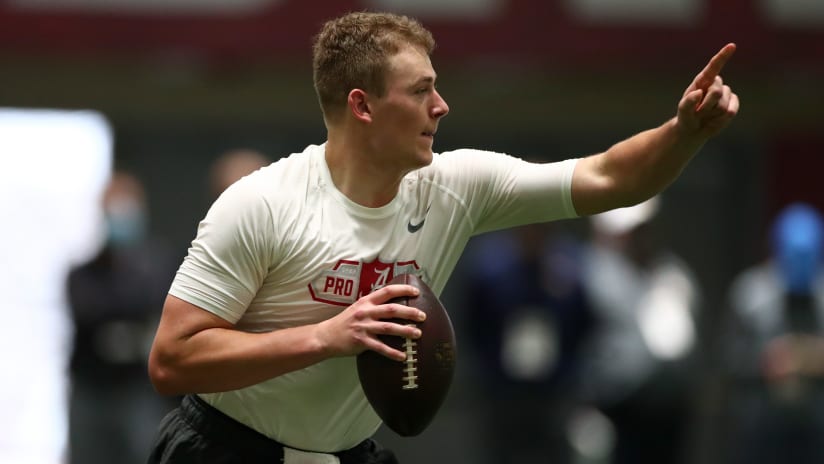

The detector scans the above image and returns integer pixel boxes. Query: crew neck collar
[315,143,402,219]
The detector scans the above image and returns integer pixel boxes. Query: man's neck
[324,136,404,208]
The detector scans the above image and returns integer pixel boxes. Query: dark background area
[3,0,824,462]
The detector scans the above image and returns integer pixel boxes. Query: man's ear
[348,89,372,123]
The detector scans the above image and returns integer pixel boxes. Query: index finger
[367,284,419,303]
[694,43,736,90]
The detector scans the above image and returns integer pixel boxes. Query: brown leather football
[356,273,457,437]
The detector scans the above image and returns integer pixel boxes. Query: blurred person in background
[0,108,112,464]
[577,197,703,464]
[462,222,595,464]
[144,11,738,464]
[67,170,179,464]
[723,202,824,464]
[209,148,271,199]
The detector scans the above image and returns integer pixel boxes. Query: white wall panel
[760,0,824,27]
[564,0,704,25]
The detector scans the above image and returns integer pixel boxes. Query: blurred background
[2,0,824,463]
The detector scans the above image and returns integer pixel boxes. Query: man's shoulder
[420,148,495,172]
[271,143,321,170]
[432,147,498,161]
[413,148,515,182]
[212,145,322,215]
[246,144,322,186]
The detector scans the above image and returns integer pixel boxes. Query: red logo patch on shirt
[308,259,422,306]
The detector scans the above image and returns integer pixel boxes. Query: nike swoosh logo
[407,205,430,233]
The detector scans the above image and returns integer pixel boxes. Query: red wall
[1,0,821,72]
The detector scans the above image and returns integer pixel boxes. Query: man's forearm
[608,117,707,199]
[572,117,709,215]
[149,323,329,396]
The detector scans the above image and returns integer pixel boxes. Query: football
[356,273,457,437]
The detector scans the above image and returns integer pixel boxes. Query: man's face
[367,45,449,172]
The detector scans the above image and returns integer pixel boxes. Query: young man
[147,11,739,464]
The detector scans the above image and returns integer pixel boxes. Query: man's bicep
[148,294,237,395]
[570,153,621,216]
[156,294,235,344]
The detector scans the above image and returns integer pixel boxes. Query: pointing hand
[677,43,740,138]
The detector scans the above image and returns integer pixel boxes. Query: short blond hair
[312,11,435,123]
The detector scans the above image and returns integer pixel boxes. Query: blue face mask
[771,203,824,295]
[105,198,147,248]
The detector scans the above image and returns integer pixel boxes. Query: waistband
[179,394,374,462]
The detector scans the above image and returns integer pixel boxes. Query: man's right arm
[148,285,426,396]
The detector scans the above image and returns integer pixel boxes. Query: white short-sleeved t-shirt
[169,143,578,452]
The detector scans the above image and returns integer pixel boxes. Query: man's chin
[402,147,433,172]
[418,149,434,166]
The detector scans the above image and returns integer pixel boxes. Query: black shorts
[147,395,398,464]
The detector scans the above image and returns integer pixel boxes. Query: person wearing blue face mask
[724,202,824,464]
[105,184,148,248]
[67,171,179,464]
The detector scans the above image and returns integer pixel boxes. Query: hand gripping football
[356,273,457,437]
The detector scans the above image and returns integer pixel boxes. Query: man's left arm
[571,43,740,216]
